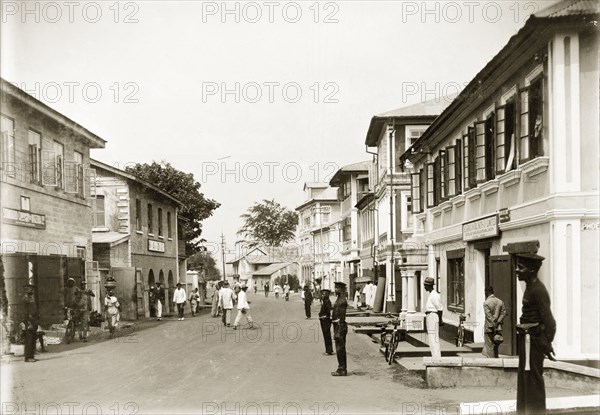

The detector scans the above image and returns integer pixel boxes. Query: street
[1,291,532,415]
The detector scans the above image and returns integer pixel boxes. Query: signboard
[463,215,499,242]
[148,239,165,253]
[2,208,46,229]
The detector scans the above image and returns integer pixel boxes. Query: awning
[92,232,130,247]
[355,276,374,283]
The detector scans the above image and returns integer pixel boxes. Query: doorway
[489,255,516,355]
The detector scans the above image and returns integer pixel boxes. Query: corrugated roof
[329,160,371,186]
[92,232,130,246]
[252,262,291,276]
[375,94,457,118]
[534,0,599,18]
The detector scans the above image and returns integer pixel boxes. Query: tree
[187,251,221,281]
[125,161,220,255]
[237,199,298,249]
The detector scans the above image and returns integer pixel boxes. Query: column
[401,271,408,313]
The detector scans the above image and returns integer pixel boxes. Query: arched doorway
[148,269,155,317]
[168,270,175,313]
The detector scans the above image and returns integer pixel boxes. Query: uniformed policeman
[515,253,556,415]
[318,288,334,356]
[331,281,348,376]
[23,284,39,363]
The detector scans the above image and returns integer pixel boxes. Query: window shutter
[462,133,469,191]
[29,144,39,184]
[426,163,435,208]
[519,87,530,163]
[434,157,441,205]
[419,168,426,213]
[41,149,57,186]
[496,106,506,174]
[455,138,462,194]
[528,78,544,159]
[64,160,78,193]
[77,164,84,197]
[89,168,97,199]
[475,121,486,183]
[446,145,456,197]
[467,127,477,188]
[485,114,495,180]
[411,173,421,213]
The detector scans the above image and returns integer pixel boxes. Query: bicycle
[379,317,405,365]
[64,307,78,344]
[456,314,467,347]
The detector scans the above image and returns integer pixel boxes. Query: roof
[329,161,371,186]
[296,186,340,211]
[407,0,599,163]
[1,78,106,149]
[252,262,291,276]
[226,247,268,264]
[303,182,329,190]
[91,159,183,207]
[364,95,456,146]
[92,232,130,247]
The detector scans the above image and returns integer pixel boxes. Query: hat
[515,253,545,271]
[423,277,435,286]
[321,288,331,293]
[241,284,248,290]
[176,282,182,287]
[156,281,162,285]
[334,281,346,288]
[223,281,229,286]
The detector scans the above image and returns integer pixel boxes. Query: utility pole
[221,233,227,282]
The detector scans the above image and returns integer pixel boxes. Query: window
[438,149,446,201]
[74,151,84,197]
[147,204,153,234]
[426,162,435,208]
[27,130,42,184]
[54,141,64,189]
[447,250,465,312]
[522,77,544,161]
[500,101,517,172]
[475,120,486,182]
[445,142,461,198]
[158,208,163,237]
[467,126,477,188]
[135,199,142,231]
[405,126,427,150]
[410,172,421,213]
[94,195,106,227]
[167,211,172,238]
[484,114,495,180]
[1,116,15,178]
[41,137,57,186]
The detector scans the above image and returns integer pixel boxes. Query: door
[111,267,137,320]
[489,255,516,355]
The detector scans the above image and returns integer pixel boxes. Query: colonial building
[1,78,105,329]
[364,97,451,313]
[328,161,370,293]
[403,0,599,358]
[296,183,341,290]
[227,246,297,291]
[90,159,183,319]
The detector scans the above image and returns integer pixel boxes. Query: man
[211,281,222,317]
[318,288,334,356]
[233,284,257,330]
[23,284,39,363]
[189,287,200,317]
[303,284,313,319]
[104,287,120,337]
[483,286,507,358]
[63,277,81,311]
[173,282,187,321]
[424,276,443,358]
[155,281,165,321]
[283,283,290,301]
[362,281,375,310]
[76,283,96,342]
[515,253,556,415]
[274,284,281,299]
[218,281,234,327]
[331,281,348,376]
[264,281,269,298]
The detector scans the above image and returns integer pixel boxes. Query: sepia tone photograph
[0,1,598,414]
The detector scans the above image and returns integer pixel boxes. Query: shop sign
[148,239,165,253]
[463,215,499,242]
[2,208,46,229]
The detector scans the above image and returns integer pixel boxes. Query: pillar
[401,271,408,312]
[407,271,416,313]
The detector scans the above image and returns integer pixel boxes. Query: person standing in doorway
[331,281,348,376]
[218,281,234,327]
[303,285,313,319]
[318,288,334,356]
[23,284,39,363]
[483,286,507,358]
[515,253,556,415]
[155,281,165,321]
[424,277,443,358]
[173,282,187,321]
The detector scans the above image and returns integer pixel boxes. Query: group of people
[261,282,291,300]
[150,282,202,321]
[63,277,97,342]
[210,280,257,330]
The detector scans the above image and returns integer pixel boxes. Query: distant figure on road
[155,281,165,321]
[318,288,334,356]
[233,284,257,330]
[76,284,95,342]
[515,253,556,415]
[104,288,120,338]
[283,283,290,301]
[173,283,187,321]
[254,284,258,294]
[189,288,200,317]
[424,277,443,358]
[211,281,222,318]
[218,281,235,327]
[483,286,506,358]
[331,281,348,376]
[274,284,281,299]
[264,282,270,298]
[303,285,313,319]
[353,287,361,309]
[362,281,375,310]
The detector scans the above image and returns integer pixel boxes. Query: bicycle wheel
[457,327,464,347]
[64,321,74,344]
[387,336,397,365]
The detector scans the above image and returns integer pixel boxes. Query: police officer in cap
[515,253,556,415]
[331,281,348,376]
[318,288,334,356]
[23,284,39,362]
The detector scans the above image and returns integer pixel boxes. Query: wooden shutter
[455,138,462,194]
[446,145,456,197]
[485,114,495,180]
[29,144,39,183]
[467,126,477,188]
[462,133,469,191]
[64,160,78,193]
[519,88,530,163]
[434,157,441,205]
[411,173,421,213]
[41,144,57,186]
[419,168,426,213]
[426,163,435,208]
[475,121,486,183]
[496,106,506,174]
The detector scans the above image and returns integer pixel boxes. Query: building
[364,97,451,313]
[227,246,297,291]
[90,159,183,319]
[328,161,371,293]
[403,0,599,358]
[296,183,341,290]
[0,78,106,329]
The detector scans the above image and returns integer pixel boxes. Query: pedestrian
[515,253,556,415]
[283,283,290,301]
[104,288,120,338]
[218,280,235,327]
[189,287,200,317]
[173,282,187,321]
[23,284,39,363]
[264,281,270,298]
[482,286,507,358]
[211,281,222,317]
[331,281,348,376]
[63,277,81,312]
[423,276,443,358]
[318,288,334,356]
[254,284,258,294]
[233,284,257,330]
[274,284,281,299]
[303,284,313,319]
[76,284,95,342]
[362,281,375,310]
[155,281,165,321]
[353,287,361,309]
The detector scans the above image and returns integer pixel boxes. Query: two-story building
[364,97,451,313]
[328,161,370,293]
[403,0,599,359]
[296,183,341,289]
[90,159,183,319]
[1,78,106,329]
[227,246,296,290]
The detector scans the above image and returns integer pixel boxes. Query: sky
[1,0,560,266]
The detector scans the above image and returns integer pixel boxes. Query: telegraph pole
[221,233,227,282]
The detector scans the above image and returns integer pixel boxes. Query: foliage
[274,274,300,291]
[237,199,298,249]
[125,161,220,255]
[187,251,222,281]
